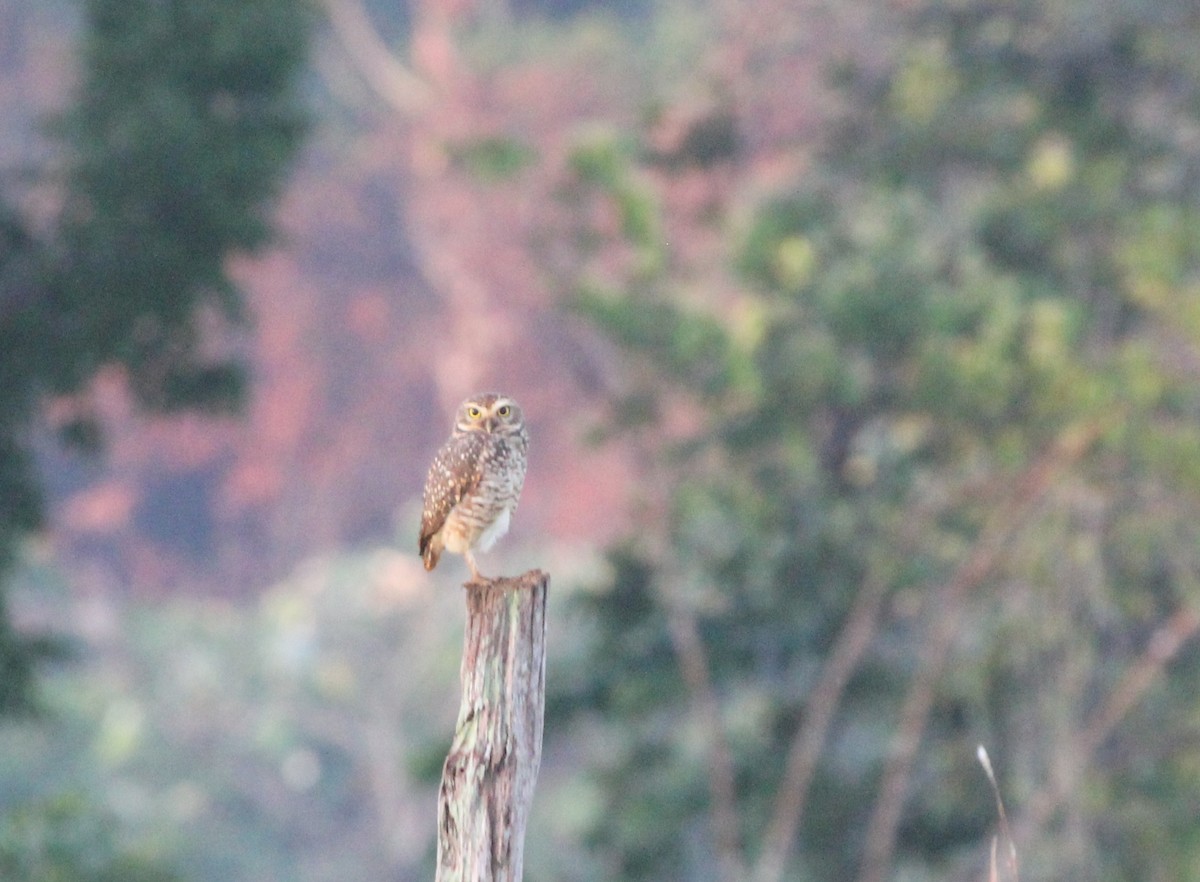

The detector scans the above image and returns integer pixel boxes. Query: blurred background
[2,0,1200,880]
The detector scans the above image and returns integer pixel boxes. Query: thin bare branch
[753,566,891,882]
[1014,605,1200,840]
[942,604,1200,882]
[319,0,430,114]
[977,745,1018,882]
[662,589,748,882]
[856,422,1104,882]
[753,472,1003,882]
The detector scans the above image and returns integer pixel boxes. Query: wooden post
[436,570,549,882]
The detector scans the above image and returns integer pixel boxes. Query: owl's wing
[418,433,486,556]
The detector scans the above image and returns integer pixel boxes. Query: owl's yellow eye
[497,405,511,417]
[467,406,482,419]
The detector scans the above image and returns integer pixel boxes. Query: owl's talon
[465,552,487,584]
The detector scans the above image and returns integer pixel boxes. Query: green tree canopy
[550,1,1200,880]
[0,0,311,710]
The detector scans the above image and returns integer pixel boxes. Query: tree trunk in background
[436,570,549,882]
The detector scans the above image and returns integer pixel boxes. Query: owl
[419,393,529,583]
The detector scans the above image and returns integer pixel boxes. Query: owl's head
[454,392,525,435]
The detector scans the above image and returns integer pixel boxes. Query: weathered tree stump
[435,570,549,882]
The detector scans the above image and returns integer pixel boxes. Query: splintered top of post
[463,569,549,592]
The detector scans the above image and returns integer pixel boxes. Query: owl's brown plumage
[419,393,529,583]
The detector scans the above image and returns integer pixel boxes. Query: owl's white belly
[474,506,511,552]
[441,498,515,554]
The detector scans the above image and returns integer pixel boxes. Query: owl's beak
[483,416,498,432]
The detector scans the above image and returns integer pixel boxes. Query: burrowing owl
[419,393,529,583]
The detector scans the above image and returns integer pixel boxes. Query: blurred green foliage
[449,136,538,181]
[4,0,1200,880]
[0,0,311,708]
[52,0,311,409]
[0,795,182,882]
[0,548,527,882]
[0,0,311,874]
[551,0,1200,880]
